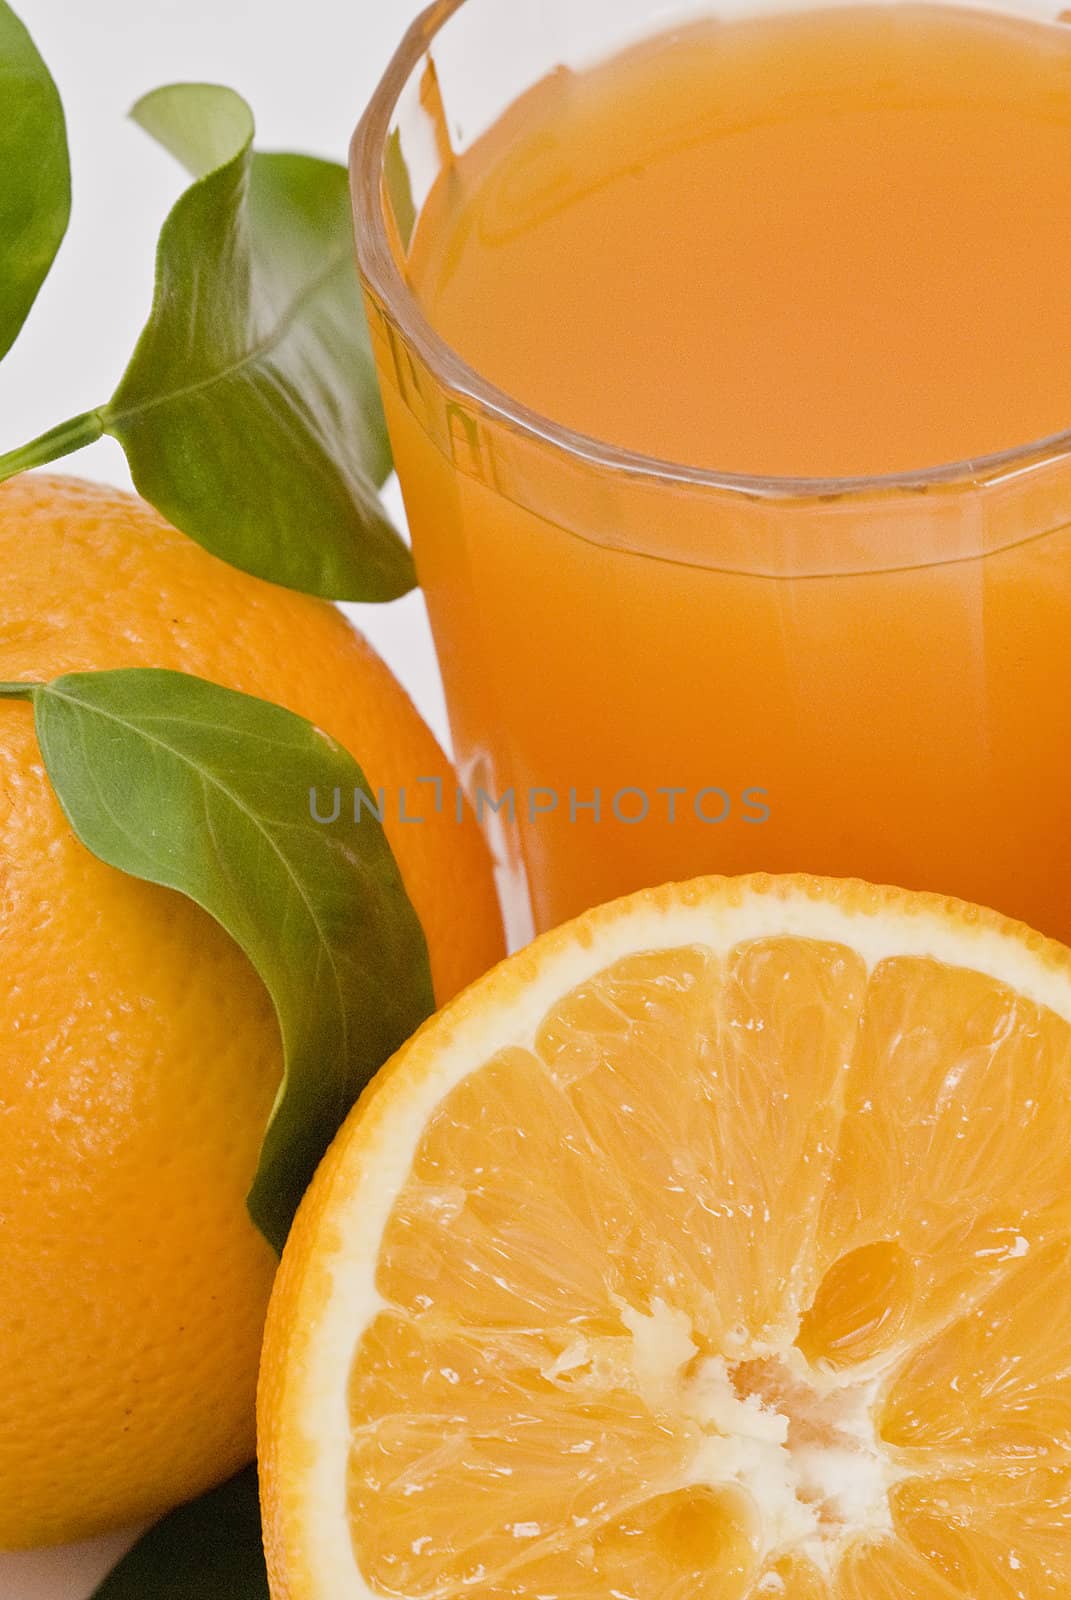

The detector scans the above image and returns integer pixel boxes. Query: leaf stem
[0,681,42,700]
[0,410,105,482]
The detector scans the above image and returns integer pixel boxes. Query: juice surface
[411,4,1071,478]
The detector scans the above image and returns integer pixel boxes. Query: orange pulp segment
[260,876,1071,1599]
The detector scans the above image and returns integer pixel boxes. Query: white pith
[280,885,1071,1596]
[615,1297,899,1577]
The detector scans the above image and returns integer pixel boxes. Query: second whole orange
[0,473,504,1549]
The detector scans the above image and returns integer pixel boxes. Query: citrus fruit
[260,873,1071,1599]
[0,473,503,1549]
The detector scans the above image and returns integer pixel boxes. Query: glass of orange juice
[352,0,1071,944]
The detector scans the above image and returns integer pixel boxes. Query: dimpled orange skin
[0,474,504,1550]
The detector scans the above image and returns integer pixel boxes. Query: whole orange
[0,474,504,1549]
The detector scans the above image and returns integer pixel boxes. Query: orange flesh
[347,937,1071,1597]
[411,4,1071,479]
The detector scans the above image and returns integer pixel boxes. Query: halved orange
[259,875,1071,1599]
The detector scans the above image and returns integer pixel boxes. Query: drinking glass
[351,0,1071,944]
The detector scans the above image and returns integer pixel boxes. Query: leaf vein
[46,683,352,1063]
[106,245,350,426]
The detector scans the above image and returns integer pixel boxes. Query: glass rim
[351,0,1071,502]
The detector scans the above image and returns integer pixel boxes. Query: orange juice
[360,3,1071,936]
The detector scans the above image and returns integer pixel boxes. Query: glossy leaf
[0,0,70,360]
[27,668,434,1251]
[92,1468,267,1599]
[101,84,410,601]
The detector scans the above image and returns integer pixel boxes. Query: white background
[0,1,436,1595]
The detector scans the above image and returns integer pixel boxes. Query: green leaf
[27,667,434,1251]
[129,80,253,179]
[384,128,417,254]
[0,0,70,360]
[92,1468,267,1599]
[100,84,410,601]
